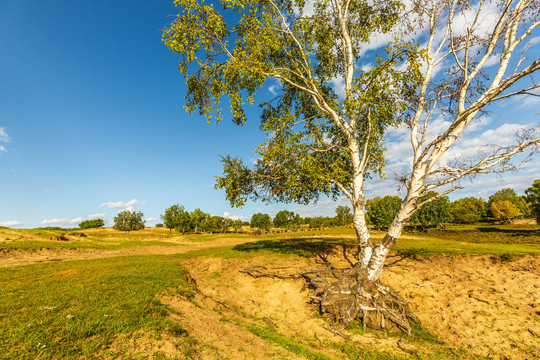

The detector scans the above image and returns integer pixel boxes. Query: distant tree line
[160,205,247,234]
[365,180,540,229]
[104,180,540,233]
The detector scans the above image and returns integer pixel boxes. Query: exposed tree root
[241,264,417,334]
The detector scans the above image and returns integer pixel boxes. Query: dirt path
[0,237,261,268]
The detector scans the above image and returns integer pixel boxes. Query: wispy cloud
[0,127,10,153]
[0,220,23,227]
[268,79,282,96]
[41,217,82,226]
[99,199,140,209]
[145,217,158,223]
[0,128,10,143]
[87,213,106,220]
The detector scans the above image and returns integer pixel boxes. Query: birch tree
[163,0,540,331]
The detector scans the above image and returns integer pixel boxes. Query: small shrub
[79,219,104,229]
[155,223,164,228]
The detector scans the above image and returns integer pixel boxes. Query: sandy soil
[383,254,540,359]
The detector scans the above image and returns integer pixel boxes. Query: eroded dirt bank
[164,254,540,360]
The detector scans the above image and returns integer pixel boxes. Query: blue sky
[0,0,538,228]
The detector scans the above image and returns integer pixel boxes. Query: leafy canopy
[250,213,272,231]
[163,0,423,208]
[114,210,146,232]
[79,219,104,229]
[491,201,521,223]
[366,196,401,229]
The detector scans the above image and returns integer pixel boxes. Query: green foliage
[190,208,207,234]
[155,223,164,228]
[451,197,487,224]
[232,219,244,232]
[161,204,192,234]
[273,210,296,229]
[78,219,104,229]
[487,188,530,218]
[304,216,336,228]
[410,191,452,228]
[525,179,540,223]
[491,201,521,223]
[250,213,272,232]
[113,210,145,232]
[366,196,401,229]
[208,215,230,233]
[164,0,423,208]
[335,205,353,226]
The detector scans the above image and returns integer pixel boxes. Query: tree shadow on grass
[234,237,364,266]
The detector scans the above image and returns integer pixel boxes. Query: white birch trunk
[366,177,424,281]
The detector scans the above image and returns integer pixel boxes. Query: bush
[155,223,164,228]
[113,210,145,232]
[79,219,105,229]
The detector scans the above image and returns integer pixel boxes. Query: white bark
[361,0,540,282]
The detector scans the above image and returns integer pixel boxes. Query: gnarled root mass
[241,265,416,334]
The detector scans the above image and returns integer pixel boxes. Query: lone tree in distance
[114,210,145,232]
[164,0,540,331]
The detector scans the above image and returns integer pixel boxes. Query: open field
[0,225,539,359]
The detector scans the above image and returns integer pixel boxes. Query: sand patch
[382,254,540,359]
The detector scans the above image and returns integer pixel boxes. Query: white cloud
[145,217,158,223]
[516,89,540,109]
[41,217,82,226]
[223,212,244,221]
[0,128,10,143]
[331,76,346,99]
[528,36,540,46]
[87,213,106,220]
[0,145,6,152]
[268,79,282,96]
[0,220,23,227]
[99,199,140,209]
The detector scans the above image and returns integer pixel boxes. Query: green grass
[247,324,333,360]
[0,228,261,252]
[0,255,196,359]
[393,235,540,255]
[408,223,540,245]
[230,234,540,260]
[4,224,538,256]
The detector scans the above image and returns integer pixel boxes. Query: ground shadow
[233,237,416,267]
[234,237,363,265]
[475,226,540,237]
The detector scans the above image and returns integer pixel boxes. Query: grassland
[0,224,538,359]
